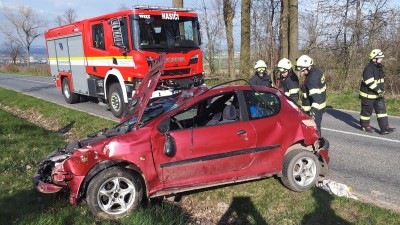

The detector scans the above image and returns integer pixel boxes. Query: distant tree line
[1,0,399,96]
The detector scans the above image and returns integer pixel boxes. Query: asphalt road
[1,73,399,212]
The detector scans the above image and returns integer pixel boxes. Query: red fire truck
[45,5,204,118]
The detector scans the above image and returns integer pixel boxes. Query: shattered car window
[106,95,180,135]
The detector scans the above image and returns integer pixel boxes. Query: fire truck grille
[162,69,191,76]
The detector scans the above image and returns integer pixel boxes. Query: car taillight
[302,119,317,129]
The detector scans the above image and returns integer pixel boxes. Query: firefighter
[359,49,395,134]
[276,58,299,102]
[296,55,327,135]
[249,60,272,87]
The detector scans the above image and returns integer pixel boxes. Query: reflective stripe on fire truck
[48,56,135,67]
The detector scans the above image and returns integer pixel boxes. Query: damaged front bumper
[32,146,72,194]
[316,137,330,176]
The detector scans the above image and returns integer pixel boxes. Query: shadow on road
[325,108,360,130]
[217,196,267,225]
[22,84,56,93]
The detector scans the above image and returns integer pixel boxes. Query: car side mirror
[164,133,176,157]
[158,117,170,134]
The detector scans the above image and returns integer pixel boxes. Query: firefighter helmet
[369,49,385,59]
[277,58,292,72]
[254,60,267,70]
[295,55,313,71]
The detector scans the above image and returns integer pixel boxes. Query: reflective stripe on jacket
[359,61,385,99]
[301,67,327,111]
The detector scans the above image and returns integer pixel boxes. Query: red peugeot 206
[33,54,330,219]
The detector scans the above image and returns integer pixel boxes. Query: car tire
[281,149,320,192]
[108,83,126,118]
[62,77,80,104]
[86,167,144,219]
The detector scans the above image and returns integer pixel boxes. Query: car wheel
[86,167,144,219]
[62,77,80,104]
[109,83,126,118]
[281,149,320,192]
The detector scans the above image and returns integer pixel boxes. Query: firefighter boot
[361,125,373,133]
[380,126,395,135]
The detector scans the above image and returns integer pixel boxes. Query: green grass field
[0,87,399,224]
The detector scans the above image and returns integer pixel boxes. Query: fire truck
[45,6,204,118]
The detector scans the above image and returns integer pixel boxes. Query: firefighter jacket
[359,61,385,99]
[301,67,327,112]
[277,71,300,102]
[249,73,272,87]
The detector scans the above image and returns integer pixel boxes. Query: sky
[0,0,207,47]
[0,0,399,49]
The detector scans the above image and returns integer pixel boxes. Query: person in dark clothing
[249,60,272,87]
[276,58,299,102]
[296,55,327,135]
[359,49,395,135]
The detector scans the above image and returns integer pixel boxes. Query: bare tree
[56,8,77,26]
[200,0,224,76]
[172,0,184,7]
[0,5,47,66]
[223,0,238,80]
[279,0,289,59]
[288,0,299,65]
[5,40,21,65]
[240,0,251,79]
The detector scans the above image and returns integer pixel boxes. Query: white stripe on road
[11,77,54,85]
[322,127,400,143]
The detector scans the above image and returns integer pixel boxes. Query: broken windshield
[107,94,181,135]
[131,15,200,51]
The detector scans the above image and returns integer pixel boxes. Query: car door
[152,91,257,188]
[243,90,283,174]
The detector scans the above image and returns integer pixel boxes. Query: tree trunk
[288,0,298,66]
[223,0,236,80]
[172,0,183,7]
[240,0,251,79]
[201,0,216,75]
[279,0,289,59]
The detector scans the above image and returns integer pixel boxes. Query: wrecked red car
[33,54,330,219]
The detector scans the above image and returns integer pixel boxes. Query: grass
[0,64,50,77]
[0,87,399,224]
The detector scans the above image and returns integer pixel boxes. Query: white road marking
[11,77,54,85]
[322,127,400,143]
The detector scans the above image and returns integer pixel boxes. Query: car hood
[121,53,166,128]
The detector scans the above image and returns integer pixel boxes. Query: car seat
[205,112,222,126]
[219,105,238,124]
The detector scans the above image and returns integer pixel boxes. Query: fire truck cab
[45,6,204,118]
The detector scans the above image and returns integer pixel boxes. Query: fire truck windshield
[131,15,200,52]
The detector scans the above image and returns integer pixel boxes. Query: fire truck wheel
[109,83,126,118]
[86,167,144,219]
[62,78,80,104]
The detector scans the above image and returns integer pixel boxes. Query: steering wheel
[171,116,183,129]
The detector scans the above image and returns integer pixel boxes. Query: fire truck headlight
[146,57,154,66]
[189,54,198,64]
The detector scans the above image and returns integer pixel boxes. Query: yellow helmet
[254,60,267,69]
[277,58,292,72]
[369,49,384,59]
[295,55,313,71]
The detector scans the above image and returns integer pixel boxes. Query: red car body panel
[33,61,329,207]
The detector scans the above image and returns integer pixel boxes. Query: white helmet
[277,58,292,72]
[295,55,313,71]
[254,60,267,69]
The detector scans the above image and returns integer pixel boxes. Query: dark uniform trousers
[360,97,388,130]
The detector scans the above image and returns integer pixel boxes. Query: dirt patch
[0,103,77,141]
